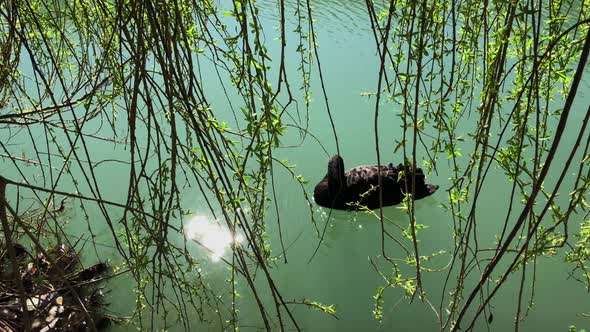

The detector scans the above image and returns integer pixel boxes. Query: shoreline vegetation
[0,242,111,331]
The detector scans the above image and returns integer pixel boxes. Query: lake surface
[2,0,590,331]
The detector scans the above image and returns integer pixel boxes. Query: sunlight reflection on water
[184,215,243,262]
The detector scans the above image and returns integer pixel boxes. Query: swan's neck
[327,155,345,196]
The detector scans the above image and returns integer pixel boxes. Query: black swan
[313,155,439,210]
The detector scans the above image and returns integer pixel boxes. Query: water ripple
[256,0,386,39]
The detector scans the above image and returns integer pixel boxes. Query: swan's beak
[426,184,439,195]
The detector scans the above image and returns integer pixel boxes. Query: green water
[2,1,590,331]
[243,4,589,331]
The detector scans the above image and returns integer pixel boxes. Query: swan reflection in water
[184,215,243,262]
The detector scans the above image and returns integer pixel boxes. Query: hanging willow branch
[366,0,590,330]
[0,0,328,331]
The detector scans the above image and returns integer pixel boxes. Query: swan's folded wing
[345,166,395,195]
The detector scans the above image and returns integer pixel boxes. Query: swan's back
[344,165,401,209]
[345,165,393,188]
